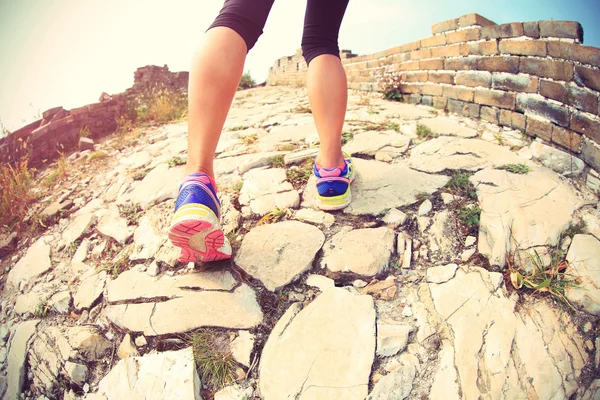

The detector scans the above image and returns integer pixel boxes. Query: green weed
[459,204,481,227]
[168,156,186,168]
[286,159,313,188]
[34,299,51,318]
[118,203,143,225]
[341,131,354,145]
[188,330,236,390]
[269,155,285,168]
[496,164,530,174]
[445,172,477,199]
[416,124,437,140]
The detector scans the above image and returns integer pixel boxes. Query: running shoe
[168,173,232,263]
[313,154,356,211]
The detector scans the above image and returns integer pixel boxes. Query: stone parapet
[267,13,600,170]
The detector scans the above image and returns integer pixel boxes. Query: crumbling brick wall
[267,13,600,170]
[0,65,189,167]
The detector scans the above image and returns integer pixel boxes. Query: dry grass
[0,157,35,232]
[188,330,237,390]
[42,152,70,189]
[135,86,188,124]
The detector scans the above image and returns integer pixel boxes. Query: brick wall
[0,65,188,167]
[267,13,600,170]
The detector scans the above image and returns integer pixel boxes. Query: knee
[301,34,340,66]
[208,1,273,52]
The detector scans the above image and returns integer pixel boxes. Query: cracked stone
[231,331,254,368]
[235,221,324,291]
[366,365,416,400]
[376,320,413,357]
[409,137,527,173]
[305,275,335,292]
[5,320,39,400]
[426,263,459,284]
[294,208,335,228]
[417,199,432,216]
[65,362,88,385]
[530,140,585,177]
[48,290,71,314]
[117,163,185,209]
[430,340,460,400]
[63,212,97,244]
[382,208,407,227]
[96,205,134,244]
[130,203,171,261]
[303,158,449,216]
[566,234,600,315]
[320,227,394,277]
[73,270,107,310]
[343,130,408,156]
[117,333,139,359]
[106,269,262,335]
[259,288,375,400]
[419,116,478,138]
[97,348,201,400]
[472,167,578,268]
[8,237,52,287]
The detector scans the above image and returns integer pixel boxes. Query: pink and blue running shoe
[313,154,356,211]
[168,173,232,263]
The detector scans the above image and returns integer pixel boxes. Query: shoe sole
[168,206,231,263]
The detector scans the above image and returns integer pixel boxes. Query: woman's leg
[187,0,275,178]
[303,0,350,170]
[171,0,274,263]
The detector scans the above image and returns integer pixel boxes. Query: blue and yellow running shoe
[313,154,356,211]
[168,173,232,263]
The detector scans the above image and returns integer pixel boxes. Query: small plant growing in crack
[34,299,51,318]
[416,124,437,140]
[118,203,144,225]
[341,131,354,145]
[188,329,236,390]
[269,154,285,168]
[459,204,481,227]
[257,207,291,226]
[168,156,186,168]
[445,171,477,200]
[496,164,530,174]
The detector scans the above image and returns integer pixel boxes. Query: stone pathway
[1,86,599,400]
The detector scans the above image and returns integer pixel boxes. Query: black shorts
[208,0,350,66]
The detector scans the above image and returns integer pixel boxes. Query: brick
[419,59,445,70]
[474,89,516,109]
[42,106,63,120]
[499,109,512,126]
[512,113,526,130]
[392,53,410,63]
[523,22,540,38]
[385,45,404,57]
[403,71,428,82]
[445,58,478,71]
[526,116,553,141]
[433,96,448,109]
[571,112,600,143]
[399,84,421,94]
[455,71,492,88]
[520,58,573,81]
[460,41,498,56]
[552,126,582,152]
[420,84,443,96]
[459,14,496,28]
[498,40,547,57]
[463,102,481,118]
[541,80,598,114]
[400,40,421,53]
[428,71,455,84]
[366,60,381,68]
[481,23,524,40]
[492,73,538,93]
[432,18,459,34]
[443,86,474,102]
[481,106,499,124]
[539,21,583,42]
[446,28,481,44]
[421,35,447,48]
[399,61,420,71]
[431,44,461,58]
[516,94,570,127]
[408,94,422,104]
[409,48,432,60]
[582,136,600,170]
[548,42,600,68]
[421,95,434,107]
[447,99,465,114]
[574,66,600,92]
[477,57,520,74]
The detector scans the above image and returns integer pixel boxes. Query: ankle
[186,163,215,180]
[315,152,345,170]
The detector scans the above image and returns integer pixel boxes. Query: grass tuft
[34,299,51,318]
[257,207,291,226]
[0,157,35,231]
[88,151,108,162]
[459,204,481,227]
[341,131,354,145]
[416,124,437,140]
[168,156,186,168]
[269,155,285,168]
[118,203,143,225]
[241,133,258,146]
[286,159,313,189]
[188,330,237,390]
[496,164,530,174]
[445,171,477,200]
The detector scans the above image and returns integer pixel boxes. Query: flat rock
[294,208,335,227]
[417,199,432,216]
[239,168,299,215]
[419,116,478,138]
[284,148,319,165]
[426,210,461,262]
[231,331,254,368]
[73,270,107,310]
[343,130,406,156]
[5,320,40,400]
[117,163,185,209]
[409,137,527,173]
[303,158,449,215]
[96,205,134,244]
[530,140,585,177]
[259,288,375,400]
[430,341,460,400]
[377,320,413,357]
[130,203,171,260]
[382,208,407,227]
[305,274,335,292]
[235,221,324,291]
[8,237,52,287]
[429,267,587,399]
[471,167,578,268]
[119,150,151,170]
[106,269,262,335]
[566,234,600,315]
[97,348,201,400]
[14,291,52,315]
[48,290,71,314]
[117,333,139,359]
[214,385,247,400]
[320,227,394,277]
[426,263,459,284]
[378,102,435,120]
[366,365,416,400]
[63,212,97,244]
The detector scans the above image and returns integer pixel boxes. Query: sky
[1,0,599,132]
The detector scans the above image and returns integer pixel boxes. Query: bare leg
[308,54,347,169]
[186,27,247,178]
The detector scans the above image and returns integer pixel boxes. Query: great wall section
[269,13,600,176]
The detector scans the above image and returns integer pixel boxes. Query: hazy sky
[1,0,599,131]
